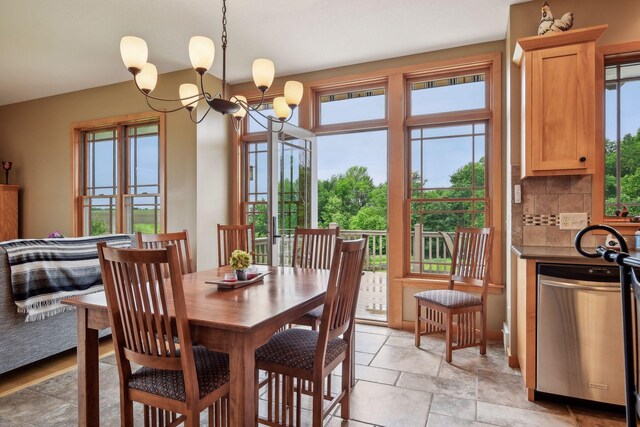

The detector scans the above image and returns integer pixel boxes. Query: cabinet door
[0,187,18,241]
[530,43,594,172]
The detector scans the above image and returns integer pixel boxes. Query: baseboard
[400,320,503,341]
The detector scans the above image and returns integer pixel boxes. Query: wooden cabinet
[0,185,18,241]
[514,25,607,178]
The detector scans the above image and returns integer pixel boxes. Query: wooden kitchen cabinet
[0,185,18,241]
[514,25,607,178]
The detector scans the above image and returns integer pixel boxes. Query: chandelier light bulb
[189,36,215,74]
[136,63,158,94]
[121,0,304,130]
[179,83,200,111]
[273,97,291,121]
[284,81,304,107]
[252,59,275,93]
[120,36,148,74]
[230,96,247,119]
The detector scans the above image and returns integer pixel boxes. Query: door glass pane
[410,73,486,116]
[278,137,312,267]
[319,88,386,125]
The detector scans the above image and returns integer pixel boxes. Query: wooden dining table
[63,265,329,427]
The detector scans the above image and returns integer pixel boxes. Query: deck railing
[252,224,454,273]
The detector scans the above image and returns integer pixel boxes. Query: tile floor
[0,324,627,426]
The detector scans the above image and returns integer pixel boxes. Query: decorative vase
[236,269,247,281]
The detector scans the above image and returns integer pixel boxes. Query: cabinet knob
[579,156,587,162]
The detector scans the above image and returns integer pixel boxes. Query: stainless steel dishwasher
[537,263,625,405]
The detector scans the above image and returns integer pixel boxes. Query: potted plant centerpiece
[229,249,252,281]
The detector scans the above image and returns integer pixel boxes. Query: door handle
[272,216,281,245]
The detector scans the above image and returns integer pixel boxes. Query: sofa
[0,236,133,374]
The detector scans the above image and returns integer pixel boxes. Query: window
[74,117,164,236]
[410,73,486,116]
[406,70,492,276]
[318,87,386,125]
[604,60,640,217]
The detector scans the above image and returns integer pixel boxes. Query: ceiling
[0,0,530,106]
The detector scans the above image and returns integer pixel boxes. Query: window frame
[229,52,502,329]
[404,65,495,279]
[313,80,388,134]
[591,41,640,230]
[71,112,166,236]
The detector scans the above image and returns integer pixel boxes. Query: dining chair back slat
[318,235,368,348]
[292,227,340,269]
[449,226,493,291]
[98,243,193,372]
[217,224,255,267]
[137,230,194,275]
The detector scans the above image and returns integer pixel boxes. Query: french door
[267,122,317,266]
[244,121,317,266]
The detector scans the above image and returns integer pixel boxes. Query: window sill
[398,276,504,295]
[591,218,640,232]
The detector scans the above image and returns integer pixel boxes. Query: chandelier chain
[222,0,228,49]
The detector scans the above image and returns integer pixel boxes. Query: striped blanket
[0,235,131,322]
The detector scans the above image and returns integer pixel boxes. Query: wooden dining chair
[255,235,368,427]
[291,227,340,330]
[137,230,194,275]
[97,242,230,427]
[414,226,494,363]
[217,223,255,267]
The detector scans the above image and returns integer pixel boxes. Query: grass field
[90,209,159,235]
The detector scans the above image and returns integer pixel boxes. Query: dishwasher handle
[539,278,620,292]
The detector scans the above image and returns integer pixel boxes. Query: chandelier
[119,0,302,131]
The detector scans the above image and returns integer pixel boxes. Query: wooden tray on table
[205,272,270,289]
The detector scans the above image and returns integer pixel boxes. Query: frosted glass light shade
[120,36,148,74]
[252,59,275,92]
[273,97,291,120]
[230,96,247,119]
[189,36,215,73]
[136,63,157,94]
[284,81,303,107]
[179,83,199,110]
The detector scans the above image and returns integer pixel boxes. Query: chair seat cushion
[256,328,347,371]
[414,290,481,309]
[128,346,229,402]
[297,306,323,324]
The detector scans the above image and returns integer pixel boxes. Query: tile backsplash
[512,166,594,248]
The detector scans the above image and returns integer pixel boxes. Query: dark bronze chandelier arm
[230,115,241,133]
[144,95,203,114]
[189,105,213,124]
[133,77,206,104]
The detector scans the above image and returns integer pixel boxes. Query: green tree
[604,128,640,215]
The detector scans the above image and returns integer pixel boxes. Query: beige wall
[0,70,201,257]
[196,75,231,270]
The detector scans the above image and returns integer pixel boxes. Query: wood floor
[0,337,114,397]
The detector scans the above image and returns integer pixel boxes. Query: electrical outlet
[559,213,588,230]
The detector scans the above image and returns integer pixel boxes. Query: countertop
[511,245,640,263]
